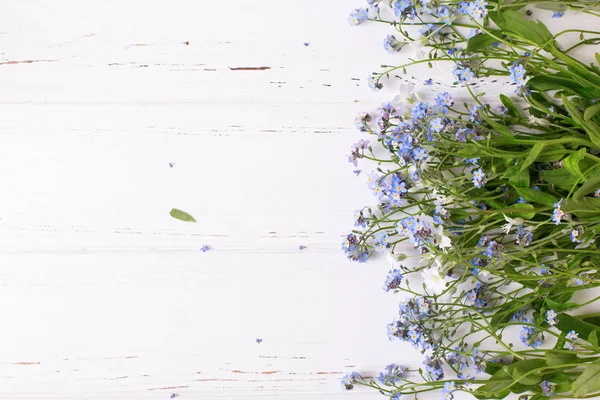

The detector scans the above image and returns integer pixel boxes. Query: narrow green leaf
[589,330,599,348]
[500,94,521,118]
[545,350,579,367]
[563,95,600,147]
[546,299,579,311]
[584,103,600,121]
[537,144,567,162]
[534,2,568,11]
[520,143,544,173]
[554,333,567,350]
[528,76,600,98]
[169,208,197,223]
[572,361,600,397]
[515,187,558,207]
[573,174,600,200]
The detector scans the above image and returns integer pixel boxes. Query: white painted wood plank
[0,1,404,398]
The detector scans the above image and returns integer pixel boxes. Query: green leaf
[555,381,572,394]
[169,208,197,223]
[540,167,580,191]
[584,103,600,121]
[508,166,530,188]
[506,203,535,220]
[537,144,567,162]
[545,350,579,367]
[546,372,575,384]
[563,95,600,147]
[562,148,586,179]
[573,174,600,200]
[474,369,512,399]
[554,333,567,350]
[596,52,600,66]
[500,94,521,118]
[515,187,558,207]
[534,2,568,11]
[564,197,600,218]
[528,76,600,99]
[589,330,599,348]
[480,112,515,141]
[556,313,600,340]
[572,360,600,397]
[503,359,546,385]
[485,361,504,375]
[488,10,554,49]
[510,382,535,394]
[546,298,579,311]
[466,30,502,52]
[520,143,544,173]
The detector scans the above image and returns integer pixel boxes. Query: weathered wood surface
[0,1,411,398]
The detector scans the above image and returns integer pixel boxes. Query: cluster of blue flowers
[423,356,444,381]
[520,319,543,348]
[442,381,455,400]
[552,199,565,225]
[446,347,472,374]
[509,63,529,95]
[348,8,369,25]
[368,74,382,91]
[433,204,451,225]
[472,168,486,188]
[354,111,371,132]
[478,236,504,259]
[387,296,435,350]
[464,283,489,308]
[378,363,405,386]
[341,371,360,390]
[384,268,404,292]
[566,330,578,351]
[373,231,390,252]
[383,34,406,54]
[365,171,410,211]
[515,224,532,246]
[452,61,474,84]
[396,217,434,251]
[354,209,368,228]
[342,233,369,263]
[540,381,556,396]
[546,309,558,326]
[570,225,584,243]
[348,138,370,167]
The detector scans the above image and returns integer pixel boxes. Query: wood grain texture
[0,1,407,398]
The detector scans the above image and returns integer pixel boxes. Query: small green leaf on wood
[169,208,197,223]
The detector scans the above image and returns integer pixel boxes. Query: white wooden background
[0,1,427,398]
[3,2,594,399]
